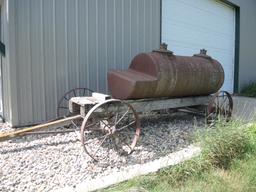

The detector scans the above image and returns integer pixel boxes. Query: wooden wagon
[0,87,233,162]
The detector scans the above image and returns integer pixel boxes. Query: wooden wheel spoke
[83,134,108,145]
[116,109,130,125]
[92,134,110,157]
[219,96,228,111]
[73,89,77,97]
[116,120,135,132]
[84,120,108,130]
[59,106,68,109]
[71,120,79,129]
[114,105,121,124]
[100,119,112,129]
[217,95,219,108]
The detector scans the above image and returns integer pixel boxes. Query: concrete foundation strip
[54,145,201,192]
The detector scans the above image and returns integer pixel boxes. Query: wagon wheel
[80,99,141,162]
[206,91,233,124]
[57,87,94,117]
[57,88,94,128]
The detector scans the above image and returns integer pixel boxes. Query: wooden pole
[0,115,82,142]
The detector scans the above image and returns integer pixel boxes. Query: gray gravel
[0,112,205,192]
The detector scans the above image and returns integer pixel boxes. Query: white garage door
[162,0,236,93]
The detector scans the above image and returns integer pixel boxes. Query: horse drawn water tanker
[108,44,224,100]
[0,44,233,162]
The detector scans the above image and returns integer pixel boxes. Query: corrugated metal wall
[12,0,160,125]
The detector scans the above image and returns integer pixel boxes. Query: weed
[102,121,256,192]
[241,82,256,97]
[201,121,252,169]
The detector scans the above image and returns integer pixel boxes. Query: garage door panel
[163,11,234,39]
[164,0,235,20]
[163,19,235,39]
[162,0,235,93]
[163,28,234,52]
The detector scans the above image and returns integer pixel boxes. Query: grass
[241,82,256,97]
[101,121,256,192]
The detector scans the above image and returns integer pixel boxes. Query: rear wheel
[57,88,94,129]
[206,91,233,125]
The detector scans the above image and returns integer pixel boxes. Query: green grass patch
[101,122,256,192]
[241,82,256,97]
[199,121,254,169]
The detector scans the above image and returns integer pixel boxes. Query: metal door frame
[0,0,4,121]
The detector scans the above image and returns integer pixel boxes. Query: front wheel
[80,99,141,162]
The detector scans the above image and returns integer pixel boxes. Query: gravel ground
[0,112,206,192]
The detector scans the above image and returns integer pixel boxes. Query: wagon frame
[0,88,233,162]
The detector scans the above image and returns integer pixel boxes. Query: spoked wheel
[57,88,94,129]
[80,99,141,163]
[206,91,233,125]
[57,87,94,117]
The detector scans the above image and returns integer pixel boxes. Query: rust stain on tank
[108,44,224,100]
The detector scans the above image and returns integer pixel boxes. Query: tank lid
[153,43,173,55]
[193,49,212,60]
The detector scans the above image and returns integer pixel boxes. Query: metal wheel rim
[206,91,233,124]
[80,99,141,162]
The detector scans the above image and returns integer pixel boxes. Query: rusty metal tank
[108,44,224,100]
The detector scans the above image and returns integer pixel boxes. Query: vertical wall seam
[75,0,80,88]
[15,1,21,123]
[8,0,19,125]
[160,0,162,44]
[40,0,46,121]
[121,0,124,70]
[86,0,89,90]
[150,0,153,49]
[113,0,116,69]
[104,1,108,90]
[143,0,146,51]
[129,0,131,60]
[96,0,99,91]
[28,0,33,122]
[64,0,69,91]
[53,0,57,116]
[136,0,139,52]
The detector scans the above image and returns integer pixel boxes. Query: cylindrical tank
[108,44,224,100]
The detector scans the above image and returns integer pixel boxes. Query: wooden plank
[69,94,110,116]
[126,96,210,113]
[92,92,111,101]
[69,97,97,106]
[69,97,97,114]
[69,95,210,116]
[0,115,82,142]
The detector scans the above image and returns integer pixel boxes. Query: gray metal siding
[228,0,256,90]
[11,0,160,125]
[2,0,19,126]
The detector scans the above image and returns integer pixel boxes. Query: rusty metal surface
[108,44,224,100]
